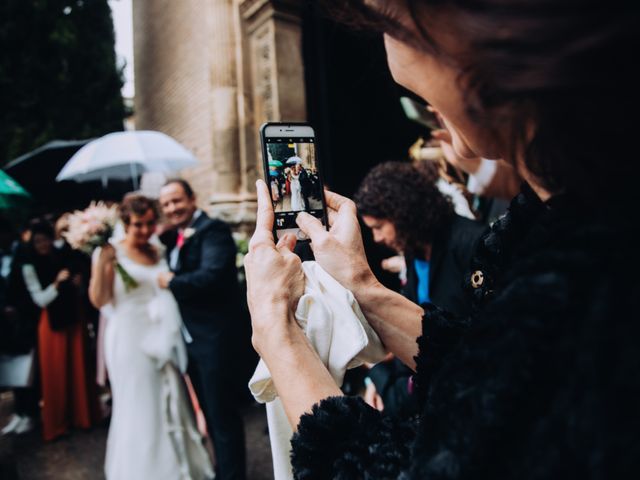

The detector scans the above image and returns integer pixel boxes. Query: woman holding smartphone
[244,0,639,477]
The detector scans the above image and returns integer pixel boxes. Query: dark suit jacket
[403,214,486,316]
[161,212,241,346]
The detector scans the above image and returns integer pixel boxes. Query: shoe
[14,416,35,434]
[1,414,23,435]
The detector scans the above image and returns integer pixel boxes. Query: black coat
[162,213,241,347]
[403,214,486,317]
[290,188,640,479]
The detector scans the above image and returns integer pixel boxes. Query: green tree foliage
[267,143,295,163]
[0,0,125,165]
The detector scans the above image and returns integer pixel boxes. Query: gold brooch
[471,270,484,289]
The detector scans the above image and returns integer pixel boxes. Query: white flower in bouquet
[65,202,138,291]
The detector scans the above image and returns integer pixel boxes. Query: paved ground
[0,391,274,480]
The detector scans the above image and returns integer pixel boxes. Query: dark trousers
[187,345,246,480]
[14,387,39,417]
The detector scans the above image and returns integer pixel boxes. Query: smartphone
[260,122,328,242]
[400,96,440,130]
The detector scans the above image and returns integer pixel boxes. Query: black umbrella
[4,140,90,192]
[4,139,137,213]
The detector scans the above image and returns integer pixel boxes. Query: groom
[158,179,247,480]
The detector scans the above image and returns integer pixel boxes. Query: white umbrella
[286,156,302,165]
[56,131,198,188]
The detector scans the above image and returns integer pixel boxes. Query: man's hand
[157,272,175,289]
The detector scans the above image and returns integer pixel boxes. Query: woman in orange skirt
[22,220,98,441]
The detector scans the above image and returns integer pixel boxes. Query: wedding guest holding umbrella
[21,220,97,441]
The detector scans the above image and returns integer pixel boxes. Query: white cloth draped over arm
[22,264,58,308]
[249,261,388,480]
[140,287,188,374]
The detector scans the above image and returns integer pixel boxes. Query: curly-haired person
[355,161,485,316]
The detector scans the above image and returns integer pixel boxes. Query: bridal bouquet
[65,201,138,291]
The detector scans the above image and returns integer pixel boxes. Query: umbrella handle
[130,163,139,190]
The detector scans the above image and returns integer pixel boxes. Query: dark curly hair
[326,0,640,212]
[354,161,453,255]
[118,194,159,225]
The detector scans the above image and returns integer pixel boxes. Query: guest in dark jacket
[355,161,486,316]
[158,179,250,480]
[242,0,640,477]
[22,221,97,441]
[354,161,485,417]
[354,161,484,417]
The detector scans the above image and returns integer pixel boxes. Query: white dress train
[102,243,213,480]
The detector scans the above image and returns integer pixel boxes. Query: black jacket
[290,189,640,479]
[162,212,241,343]
[403,214,486,317]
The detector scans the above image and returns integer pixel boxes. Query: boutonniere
[183,227,196,241]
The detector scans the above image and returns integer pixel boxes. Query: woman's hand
[244,180,305,355]
[296,190,378,294]
[245,182,344,429]
[89,244,116,309]
[299,189,424,370]
[54,269,71,287]
[98,244,116,265]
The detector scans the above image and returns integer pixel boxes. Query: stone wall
[133,0,215,206]
[133,0,307,228]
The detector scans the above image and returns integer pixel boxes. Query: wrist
[347,266,379,297]
[252,308,302,357]
[98,256,115,266]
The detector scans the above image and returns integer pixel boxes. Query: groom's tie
[176,230,185,249]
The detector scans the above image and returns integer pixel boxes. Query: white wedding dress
[102,243,213,480]
[289,172,305,211]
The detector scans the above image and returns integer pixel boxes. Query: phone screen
[400,96,440,130]
[262,132,326,241]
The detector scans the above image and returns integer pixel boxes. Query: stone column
[232,0,259,231]
[239,0,307,189]
[207,0,246,224]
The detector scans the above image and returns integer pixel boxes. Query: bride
[89,194,213,480]
[289,164,305,212]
